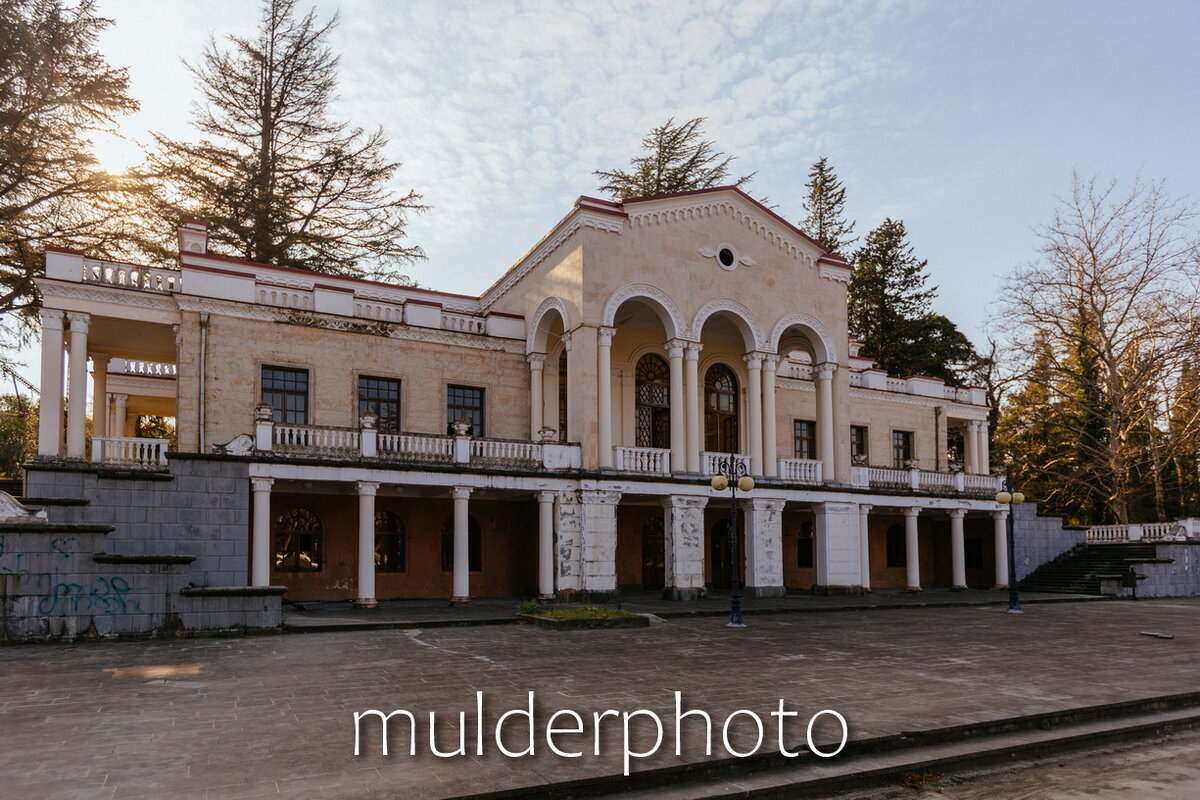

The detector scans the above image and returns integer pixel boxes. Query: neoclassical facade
[30,187,1009,605]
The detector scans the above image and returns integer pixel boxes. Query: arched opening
[635,353,671,449]
[374,510,405,572]
[557,350,568,442]
[441,515,482,573]
[274,507,323,572]
[705,363,739,453]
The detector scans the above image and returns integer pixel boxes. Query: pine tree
[594,117,753,200]
[0,0,137,343]
[799,157,855,255]
[136,0,424,280]
[847,218,939,377]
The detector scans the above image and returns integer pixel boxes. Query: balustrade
[90,436,169,467]
[612,446,670,474]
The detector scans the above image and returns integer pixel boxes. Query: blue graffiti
[0,551,28,577]
[50,537,76,558]
[35,575,140,616]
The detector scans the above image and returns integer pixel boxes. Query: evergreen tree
[799,157,855,254]
[595,117,753,200]
[136,0,424,280]
[0,0,137,345]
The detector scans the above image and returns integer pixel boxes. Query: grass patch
[529,606,636,621]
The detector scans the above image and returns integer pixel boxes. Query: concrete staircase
[1019,543,1160,595]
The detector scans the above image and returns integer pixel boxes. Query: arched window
[375,511,405,572]
[641,516,665,590]
[274,508,322,572]
[558,350,569,442]
[441,515,482,572]
[636,354,671,449]
[704,364,739,453]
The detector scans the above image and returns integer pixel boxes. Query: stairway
[1019,542,1159,595]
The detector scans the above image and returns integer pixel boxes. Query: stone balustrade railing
[108,358,177,377]
[778,458,822,484]
[91,436,169,467]
[613,446,670,475]
[701,451,751,476]
[83,260,181,293]
[1086,520,1199,542]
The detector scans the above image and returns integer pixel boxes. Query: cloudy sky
[87,0,1199,348]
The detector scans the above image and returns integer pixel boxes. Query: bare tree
[997,174,1200,523]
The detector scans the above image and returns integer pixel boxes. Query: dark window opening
[447,385,485,436]
[636,354,671,449]
[797,520,814,568]
[704,364,739,453]
[642,516,665,590]
[375,511,405,572]
[892,430,913,468]
[441,515,482,572]
[262,366,309,425]
[965,537,984,570]
[558,350,568,442]
[886,524,906,568]
[359,376,401,434]
[850,425,868,461]
[274,508,322,572]
[794,420,816,460]
[718,248,735,268]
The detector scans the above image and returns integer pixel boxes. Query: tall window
[704,364,739,453]
[557,351,568,442]
[262,366,309,425]
[447,385,485,436]
[793,420,816,460]
[635,354,671,449]
[850,425,868,461]
[441,515,482,572]
[892,430,913,468]
[358,376,401,433]
[274,508,322,572]
[885,524,906,568]
[375,511,405,572]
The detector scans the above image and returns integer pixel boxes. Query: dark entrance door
[711,519,732,591]
[642,517,665,590]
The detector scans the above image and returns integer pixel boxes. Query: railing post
[254,403,274,451]
[614,447,624,471]
[359,412,378,458]
[814,461,823,484]
[452,420,471,464]
[954,471,965,492]
[91,437,103,463]
[1128,524,1142,541]
[908,467,920,490]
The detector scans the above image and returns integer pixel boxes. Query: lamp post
[994,478,1025,614]
[710,456,755,628]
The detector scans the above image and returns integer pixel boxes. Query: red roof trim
[313,283,354,293]
[45,245,87,256]
[485,311,525,320]
[405,297,442,308]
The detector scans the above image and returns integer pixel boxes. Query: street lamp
[994,479,1026,614]
[710,456,755,627]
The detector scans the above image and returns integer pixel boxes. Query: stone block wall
[1101,543,1200,598]
[1012,503,1086,580]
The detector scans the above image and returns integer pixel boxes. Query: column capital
[112,393,129,408]
[250,477,275,492]
[816,362,837,380]
[684,342,703,360]
[561,330,573,352]
[991,510,1009,521]
[666,339,687,359]
[66,312,90,333]
[580,489,622,505]
[38,308,65,329]
[858,504,873,514]
[527,352,546,369]
[743,352,763,369]
[536,490,557,504]
[761,354,780,371]
[355,481,380,496]
[597,326,617,347]
[451,486,473,500]
[904,506,922,518]
[948,508,968,519]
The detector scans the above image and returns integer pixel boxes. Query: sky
[30,0,1198,384]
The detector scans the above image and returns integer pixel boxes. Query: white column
[905,507,921,591]
[762,356,778,477]
[537,491,556,599]
[744,498,786,598]
[597,327,615,468]
[950,509,967,590]
[859,504,872,591]
[451,486,473,604]
[250,477,274,586]
[37,309,66,457]
[65,312,90,458]
[816,363,836,481]
[685,343,702,473]
[355,481,380,608]
[527,353,545,439]
[667,339,686,473]
[979,421,991,475]
[992,510,1009,588]
[744,352,763,475]
[113,393,129,438]
[91,353,110,440]
[963,421,978,474]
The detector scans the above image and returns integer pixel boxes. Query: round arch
[601,283,685,341]
[527,296,573,355]
[769,313,837,364]
[690,298,767,352]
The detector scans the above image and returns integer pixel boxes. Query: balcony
[91,437,170,468]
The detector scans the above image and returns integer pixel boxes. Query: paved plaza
[2,598,1198,799]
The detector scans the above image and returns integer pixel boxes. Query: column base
[353,598,377,609]
[812,584,864,597]
[904,586,923,592]
[537,594,555,601]
[662,587,706,601]
[449,596,472,606]
[744,585,786,599]
[950,585,967,592]
[993,584,1009,590]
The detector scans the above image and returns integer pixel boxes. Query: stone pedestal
[744,498,786,598]
[662,495,707,600]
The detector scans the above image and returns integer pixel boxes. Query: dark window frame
[850,425,868,460]
[796,520,814,568]
[273,507,323,572]
[704,363,740,454]
[891,430,914,468]
[358,375,402,434]
[446,384,486,437]
[793,419,816,460]
[262,365,310,425]
[635,353,672,449]
[374,510,406,572]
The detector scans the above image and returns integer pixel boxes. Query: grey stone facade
[1101,543,1200,598]
[1012,503,1087,580]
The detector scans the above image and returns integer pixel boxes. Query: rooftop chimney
[177,219,209,255]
